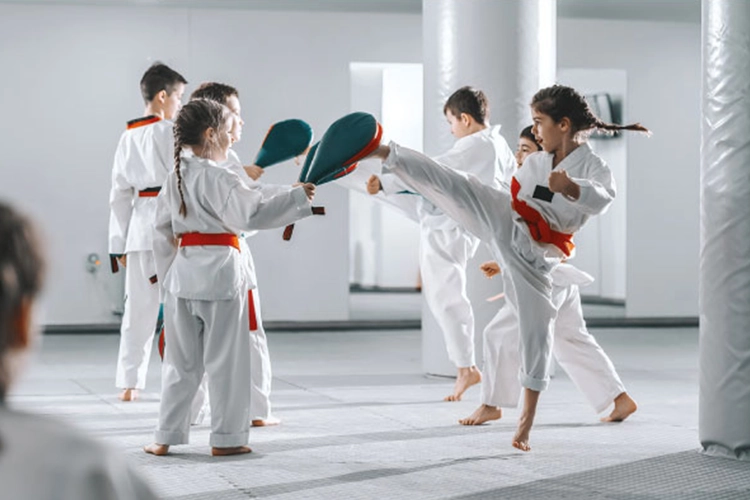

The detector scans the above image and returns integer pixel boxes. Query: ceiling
[0,0,702,23]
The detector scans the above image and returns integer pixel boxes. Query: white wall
[0,3,421,324]
[557,68,628,300]
[558,19,701,317]
[346,63,422,289]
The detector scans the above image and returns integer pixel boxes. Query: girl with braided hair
[145,99,315,457]
[366,84,649,451]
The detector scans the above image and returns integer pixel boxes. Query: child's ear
[461,113,472,126]
[156,89,168,104]
[559,117,572,133]
[9,298,33,350]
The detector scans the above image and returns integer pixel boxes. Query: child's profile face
[163,83,186,121]
[225,95,244,144]
[216,114,234,161]
[515,137,540,168]
[531,108,564,153]
[445,110,471,139]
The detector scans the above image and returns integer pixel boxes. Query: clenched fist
[548,169,580,200]
[479,261,501,278]
[366,175,383,195]
[244,165,264,181]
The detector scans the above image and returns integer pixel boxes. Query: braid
[171,98,230,219]
[532,85,651,137]
[173,135,187,217]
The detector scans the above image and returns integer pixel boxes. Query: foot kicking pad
[254,119,314,168]
[283,112,381,240]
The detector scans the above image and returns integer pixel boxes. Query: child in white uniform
[367,85,648,451]
[367,87,516,401]
[187,82,292,427]
[144,99,314,456]
[109,62,187,402]
[460,127,637,426]
[0,202,159,499]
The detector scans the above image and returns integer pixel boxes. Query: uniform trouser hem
[455,357,477,369]
[520,373,549,392]
[481,395,520,409]
[117,382,146,390]
[155,430,189,446]
[210,431,249,448]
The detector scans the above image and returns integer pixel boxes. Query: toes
[512,441,531,452]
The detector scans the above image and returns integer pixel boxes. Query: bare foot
[211,446,252,456]
[459,404,502,426]
[252,416,281,427]
[119,389,138,401]
[512,415,533,452]
[369,144,391,160]
[143,443,169,456]
[444,366,482,402]
[601,392,638,422]
[512,389,539,452]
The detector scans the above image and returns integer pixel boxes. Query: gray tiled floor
[8,327,750,499]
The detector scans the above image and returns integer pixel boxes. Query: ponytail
[592,118,651,135]
[532,85,651,137]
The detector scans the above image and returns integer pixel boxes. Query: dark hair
[0,202,44,401]
[140,62,188,104]
[443,86,489,125]
[190,82,239,105]
[531,85,649,136]
[520,125,542,150]
[172,99,231,217]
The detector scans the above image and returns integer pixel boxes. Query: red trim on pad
[180,233,240,251]
[511,177,575,257]
[341,122,383,167]
[334,163,358,179]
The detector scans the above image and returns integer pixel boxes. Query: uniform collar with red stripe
[127,115,162,130]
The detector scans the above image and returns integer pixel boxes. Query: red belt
[138,187,161,197]
[180,233,240,251]
[511,177,575,257]
[248,290,258,331]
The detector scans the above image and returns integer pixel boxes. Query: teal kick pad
[254,119,314,168]
[298,141,319,182]
[305,112,381,185]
